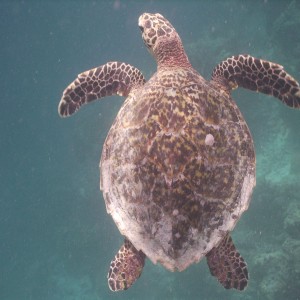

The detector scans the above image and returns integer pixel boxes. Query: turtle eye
[139,26,144,33]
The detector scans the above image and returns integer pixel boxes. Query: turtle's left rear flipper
[206,235,248,291]
[211,54,300,109]
[107,239,145,291]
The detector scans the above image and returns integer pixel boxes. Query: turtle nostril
[139,26,144,32]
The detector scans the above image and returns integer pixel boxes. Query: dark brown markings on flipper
[107,239,145,291]
[58,62,146,117]
[206,235,248,291]
[212,54,300,108]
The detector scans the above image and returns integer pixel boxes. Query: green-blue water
[1,1,299,299]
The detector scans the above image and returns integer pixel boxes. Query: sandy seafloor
[0,1,299,299]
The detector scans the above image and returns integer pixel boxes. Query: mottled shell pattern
[100,13,256,271]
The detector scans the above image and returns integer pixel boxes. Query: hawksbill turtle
[58,13,300,292]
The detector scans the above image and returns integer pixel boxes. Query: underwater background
[1,1,299,299]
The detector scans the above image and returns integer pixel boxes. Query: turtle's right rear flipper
[206,235,248,291]
[211,54,300,108]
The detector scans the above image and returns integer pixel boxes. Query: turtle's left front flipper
[58,62,145,117]
[206,235,248,291]
[107,239,146,291]
[211,54,300,108]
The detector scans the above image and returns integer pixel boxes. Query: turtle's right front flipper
[211,54,300,108]
[58,62,146,117]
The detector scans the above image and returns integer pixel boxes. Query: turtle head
[138,13,177,51]
[138,13,191,68]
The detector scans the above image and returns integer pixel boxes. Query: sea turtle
[58,13,300,292]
